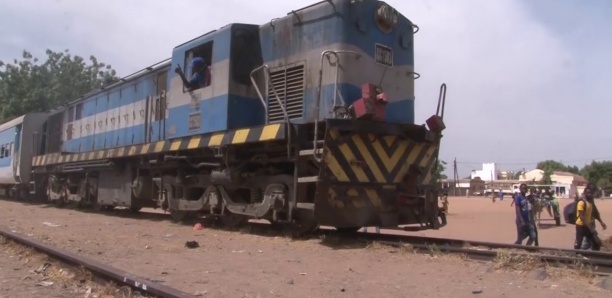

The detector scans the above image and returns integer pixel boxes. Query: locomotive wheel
[220,211,248,228]
[54,198,66,207]
[170,209,195,223]
[92,200,106,212]
[335,227,360,233]
[15,186,29,201]
[292,218,319,237]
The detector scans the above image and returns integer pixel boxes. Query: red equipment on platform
[426,115,446,133]
[351,83,388,121]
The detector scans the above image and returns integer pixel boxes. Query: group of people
[513,183,607,250]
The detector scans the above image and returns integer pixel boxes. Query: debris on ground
[185,241,199,249]
[193,223,203,230]
[42,222,61,228]
[33,262,51,274]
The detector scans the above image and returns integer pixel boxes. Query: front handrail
[250,64,292,158]
[250,65,291,125]
[250,65,271,124]
[436,83,447,120]
[313,50,361,162]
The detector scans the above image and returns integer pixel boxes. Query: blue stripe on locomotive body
[258,0,416,124]
[61,62,171,153]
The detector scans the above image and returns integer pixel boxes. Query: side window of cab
[177,41,213,92]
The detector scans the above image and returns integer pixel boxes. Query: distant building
[471,163,497,181]
[519,169,544,182]
[439,177,486,196]
[551,171,587,196]
[484,180,522,196]
[515,169,586,197]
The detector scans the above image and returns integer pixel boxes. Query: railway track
[319,228,612,276]
[207,219,612,276]
[0,227,196,298]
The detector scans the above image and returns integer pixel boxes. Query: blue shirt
[189,72,206,89]
[514,194,530,223]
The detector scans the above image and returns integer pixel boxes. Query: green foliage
[513,171,524,180]
[534,159,612,189]
[536,160,569,173]
[580,161,612,188]
[0,49,118,122]
[536,160,574,184]
[435,159,448,180]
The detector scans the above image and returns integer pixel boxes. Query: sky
[1,0,610,178]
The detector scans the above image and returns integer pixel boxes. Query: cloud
[405,0,610,175]
[0,0,609,177]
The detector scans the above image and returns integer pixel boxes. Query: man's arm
[592,203,607,229]
[515,197,525,225]
[174,65,196,91]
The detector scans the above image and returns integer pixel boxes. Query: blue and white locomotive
[9,0,448,234]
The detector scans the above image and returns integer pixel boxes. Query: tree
[435,159,448,180]
[0,49,118,122]
[512,170,524,180]
[536,160,573,184]
[580,161,612,188]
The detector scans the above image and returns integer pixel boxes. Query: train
[0,0,448,235]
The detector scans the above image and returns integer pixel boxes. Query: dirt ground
[0,235,142,298]
[0,198,611,297]
[414,196,612,249]
[0,241,73,298]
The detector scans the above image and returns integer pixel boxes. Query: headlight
[375,4,399,32]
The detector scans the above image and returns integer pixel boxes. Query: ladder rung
[296,202,315,210]
[299,148,324,156]
[298,176,319,183]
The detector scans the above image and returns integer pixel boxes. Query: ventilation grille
[268,64,304,122]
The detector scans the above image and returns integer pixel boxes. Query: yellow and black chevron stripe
[32,123,285,167]
[326,186,383,209]
[322,129,439,186]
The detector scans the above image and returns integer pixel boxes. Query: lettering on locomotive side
[188,112,201,131]
[375,44,393,67]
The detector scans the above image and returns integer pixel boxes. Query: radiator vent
[268,64,304,123]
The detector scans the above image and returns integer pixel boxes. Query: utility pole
[453,158,458,196]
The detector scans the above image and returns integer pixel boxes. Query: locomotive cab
[166,24,265,139]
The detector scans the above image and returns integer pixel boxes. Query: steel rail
[347,230,612,260]
[315,229,612,275]
[0,228,195,298]
[370,240,612,275]
[243,222,612,261]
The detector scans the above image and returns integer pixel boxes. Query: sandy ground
[0,242,73,298]
[414,196,612,249]
[0,198,611,297]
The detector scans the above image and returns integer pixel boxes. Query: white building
[519,169,544,182]
[471,163,498,181]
